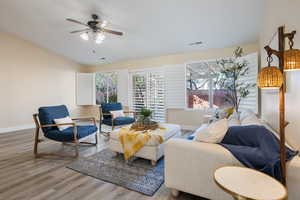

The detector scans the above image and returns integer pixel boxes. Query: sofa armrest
[165,138,241,200]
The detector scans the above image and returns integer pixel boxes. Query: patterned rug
[67,149,164,196]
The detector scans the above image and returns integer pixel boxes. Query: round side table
[214,166,287,200]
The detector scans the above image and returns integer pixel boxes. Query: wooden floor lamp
[257,26,300,185]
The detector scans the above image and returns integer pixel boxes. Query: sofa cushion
[38,105,69,132]
[44,125,97,142]
[102,117,135,126]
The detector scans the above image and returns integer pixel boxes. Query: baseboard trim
[0,123,35,134]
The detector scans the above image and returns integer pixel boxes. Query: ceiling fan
[66,14,123,44]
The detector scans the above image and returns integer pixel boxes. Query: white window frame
[95,70,119,105]
[185,59,221,111]
[184,53,258,112]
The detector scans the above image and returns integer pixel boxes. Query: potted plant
[138,108,153,125]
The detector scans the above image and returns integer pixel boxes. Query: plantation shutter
[164,64,186,108]
[238,52,259,113]
[117,70,129,106]
[130,69,165,122]
[148,71,165,122]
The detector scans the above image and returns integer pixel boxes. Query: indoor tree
[215,47,255,112]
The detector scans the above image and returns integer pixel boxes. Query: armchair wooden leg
[74,142,79,157]
[99,121,102,133]
[95,132,98,145]
[170,189,180,197]
[151,160,157,166]
[33,128,40,158]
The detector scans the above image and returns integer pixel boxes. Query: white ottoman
[109,123,182,165]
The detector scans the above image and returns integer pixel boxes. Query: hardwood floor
[0,128,204,200]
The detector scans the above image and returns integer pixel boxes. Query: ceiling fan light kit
[67,14,123,45]
[80,32,89,41]
[95,32,105,44]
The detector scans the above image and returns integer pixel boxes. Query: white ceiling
[0,0,264,65]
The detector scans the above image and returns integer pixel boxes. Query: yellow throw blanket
[118,126,166,160]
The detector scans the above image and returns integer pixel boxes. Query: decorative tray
[130,121,159,131]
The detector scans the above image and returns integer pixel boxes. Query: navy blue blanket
[220,125,298,181]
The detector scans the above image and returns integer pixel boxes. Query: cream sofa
[165,130,300,200]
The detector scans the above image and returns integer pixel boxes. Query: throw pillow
[53,116,73,131]
[110,110,125,119]
[228,111,241,127]
[195,119,229,143]
[239,109,255,121]
[189,124,209,140]
[241,114,261,126]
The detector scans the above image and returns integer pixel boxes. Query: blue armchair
[33,105,98,158]
[99,102,136,133]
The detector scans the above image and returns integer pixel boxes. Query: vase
[143,116,151,125]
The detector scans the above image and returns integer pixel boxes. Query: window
[95,72,118,104]
[186,61,233,109]
[131,70,165,122]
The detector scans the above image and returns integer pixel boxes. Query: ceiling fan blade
[102,28,123,36]
[66,18,89,27]
[70,28,91,34]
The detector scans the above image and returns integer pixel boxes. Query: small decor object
[131,108,160,131]
[216,47,256,112]
[131,121,159,131]
[139,108,152,125]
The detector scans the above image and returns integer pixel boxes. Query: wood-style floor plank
[0,128,204,200]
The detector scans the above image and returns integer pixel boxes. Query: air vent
[189,41,203,46]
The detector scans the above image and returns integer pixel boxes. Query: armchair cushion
[38,105,69,132]
[44,125,97,142]
[102,117,135,126]
[101,103,123,119]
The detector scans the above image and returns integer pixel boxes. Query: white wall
[0,32,81,132]
[260,0,300,149]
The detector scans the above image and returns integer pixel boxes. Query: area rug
[66,149,164,196]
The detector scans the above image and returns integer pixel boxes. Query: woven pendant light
[284,49,300,71]
[258,66,283,89]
